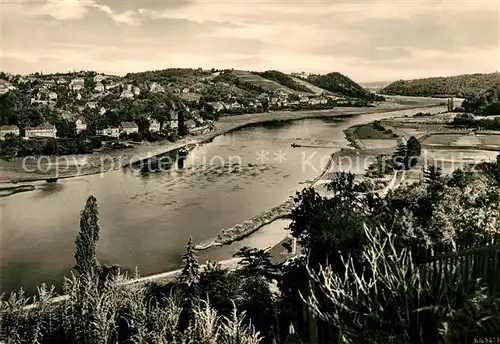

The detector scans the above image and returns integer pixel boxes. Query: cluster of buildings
[206,91,337,114]
[0,123,57,140]
[0,116,182,141]
[0,79,17,95]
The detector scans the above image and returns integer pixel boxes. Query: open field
[423,134,463,146]
[361,139,399,149]
[290,76,331,95]
[234,70,298,94]
[354,123,398,140]
[422,133,500,149]
[479,134,500,146]
[423,148,499,173]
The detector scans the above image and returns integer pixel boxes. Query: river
[0,105,446,295]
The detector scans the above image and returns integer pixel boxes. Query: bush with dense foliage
[451,113,500,130]
[306,73,384,101]
[462,85,500,115]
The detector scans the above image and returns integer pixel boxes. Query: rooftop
[120,121,138,128]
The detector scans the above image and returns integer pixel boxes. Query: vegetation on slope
[380,72,500,97]
[306,72,384,100]
[462,84,500,115]
[2,156,500,342]
[253,70,312,93]
[124,68,211,84]
[451,113,500,131]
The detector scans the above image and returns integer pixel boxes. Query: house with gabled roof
[0,125,20,140]
[119,121,139,135]
[149,118,161,132]
[97,127,119,138]
[69,78,85,91]
[94,82,105,93]
[25,123,57,138]
[75,118,87,134]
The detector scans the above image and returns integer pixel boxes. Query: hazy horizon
[2,0,499,82]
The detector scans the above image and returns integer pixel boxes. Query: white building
[99,107,107,116]
[168,110,179,129]
[25,123,57,138]
[208,102,224,112]
[69,78,85,91]
[0,125,20,140]
[119,121,139,135]
[189,125,210,135]
[75,118,87,134]
[150,82,165,93]
[149,119,161,132]
[97,127,120,138]
[48,92,58,101]
[76,93,82,101]
[185,120,196,129]
[94,83,105,93]
[299,96,309,103]
[93,74,106,83]
[120,89,134,99]
[106,83,120,90]
[86,102,97,109]
[133,86,141,96]
[309,98,321,105]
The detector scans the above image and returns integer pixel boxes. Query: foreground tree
[74,196,100,276]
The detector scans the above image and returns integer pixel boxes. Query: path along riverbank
[0,101,443,184]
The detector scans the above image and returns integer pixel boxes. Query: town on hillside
[0,69,384,157]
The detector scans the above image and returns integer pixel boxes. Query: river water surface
[1,106,445,295]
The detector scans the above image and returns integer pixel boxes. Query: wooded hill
[380,72,500,97]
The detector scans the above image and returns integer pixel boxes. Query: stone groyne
[194,151,338,251]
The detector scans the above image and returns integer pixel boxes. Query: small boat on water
[291,143,300,148]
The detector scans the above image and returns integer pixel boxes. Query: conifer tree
[74,195,100,276]
[179,236,200,289]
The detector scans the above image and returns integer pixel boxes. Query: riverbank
[0,102,444,184]
[0,184,35,197]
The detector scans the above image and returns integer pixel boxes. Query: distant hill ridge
[380,72,500,98]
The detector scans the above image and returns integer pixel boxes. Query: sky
[1,0,499,82]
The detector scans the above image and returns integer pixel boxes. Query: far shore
[0,100,444,184]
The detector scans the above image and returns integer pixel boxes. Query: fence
[292,232,500,343]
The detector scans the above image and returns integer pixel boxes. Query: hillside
[305,72,374,99]
[253,70,312,93]
[124,68,210,85]
[359,81,392,93]
[380,73,500,97]
[290,76,331,95]
[462,84,500,115]
[232,70,300,94]
[125,68,374,99]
